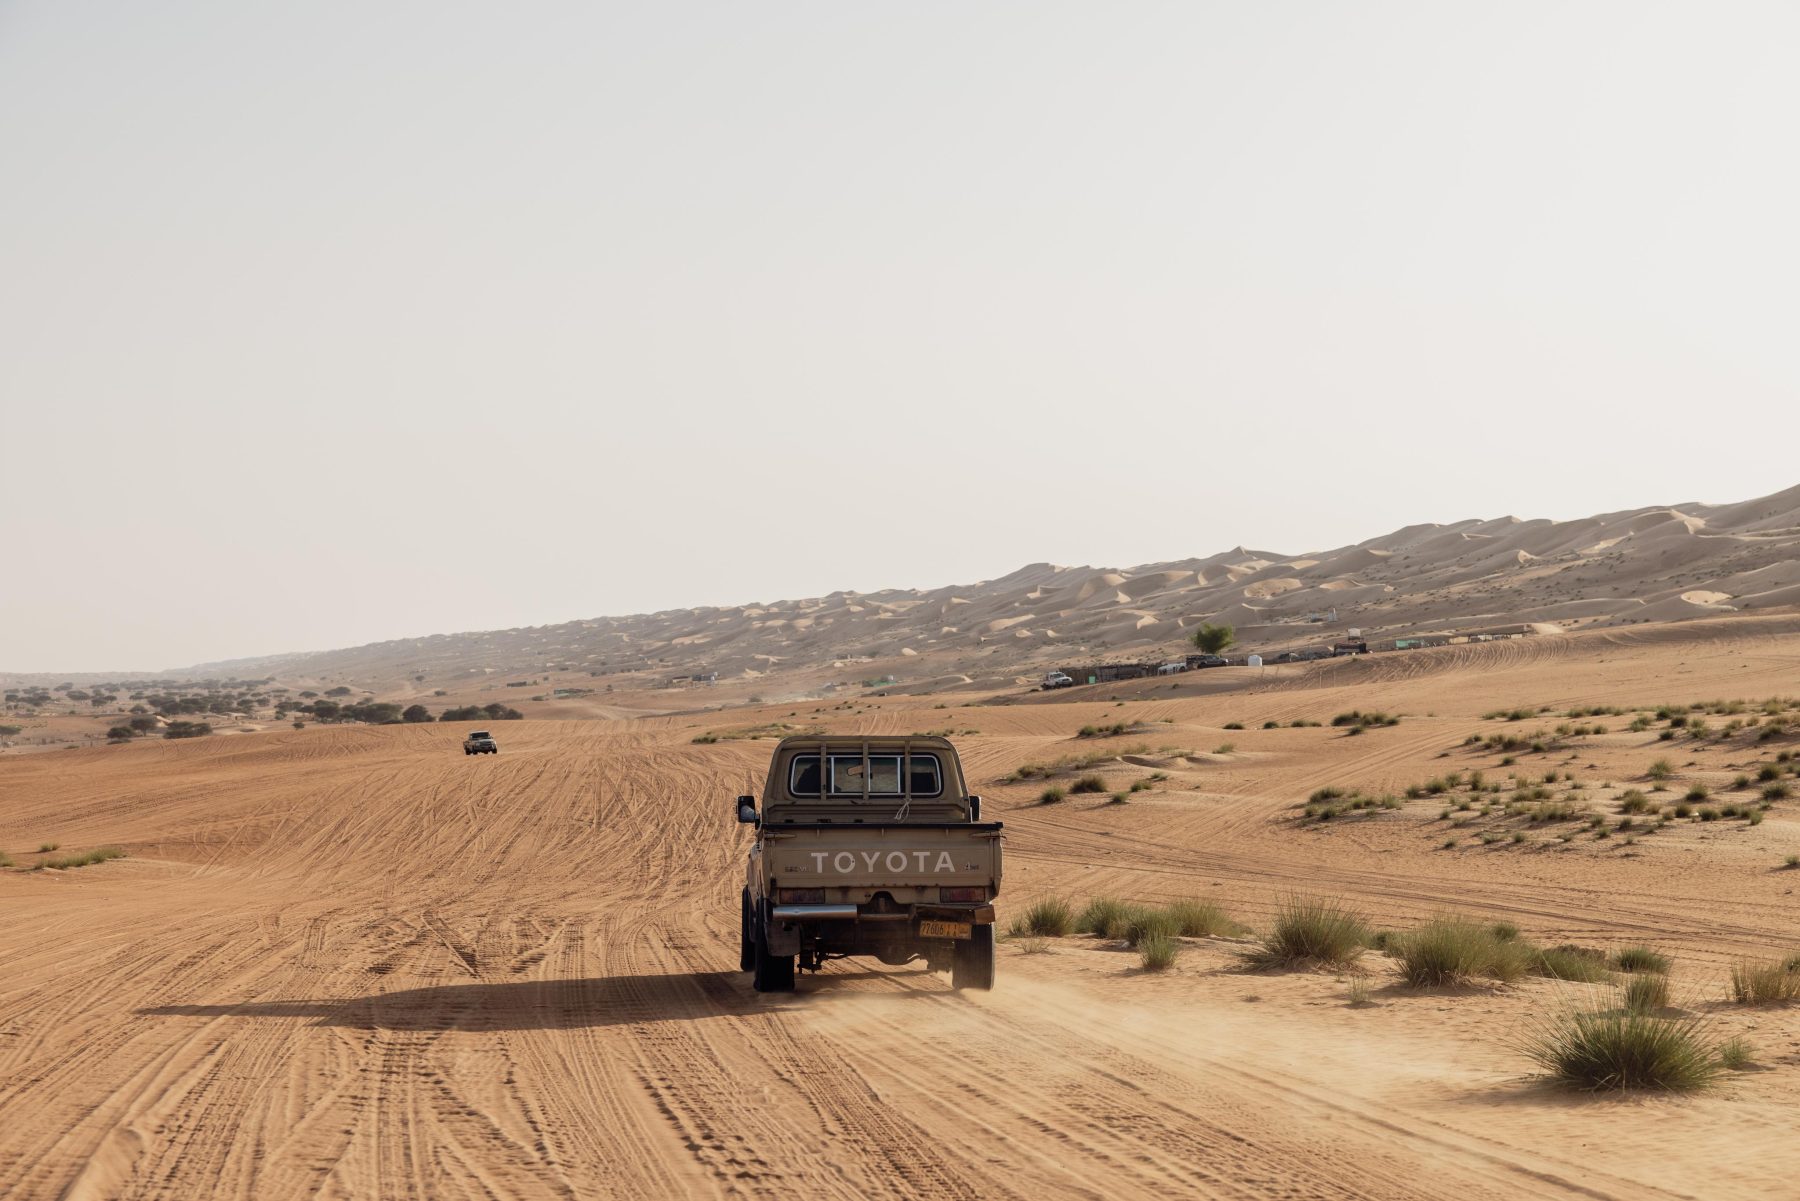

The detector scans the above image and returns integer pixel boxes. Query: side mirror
[736,795,758,825]
[968,795,981,822]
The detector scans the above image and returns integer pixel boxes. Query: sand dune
[63,484,1783,704]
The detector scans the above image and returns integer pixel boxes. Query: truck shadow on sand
[136,971,769,1031]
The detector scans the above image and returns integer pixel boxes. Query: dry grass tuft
[1245,897,1370,970]
[1729,958,1800,1005]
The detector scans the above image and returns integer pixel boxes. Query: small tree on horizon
[1191,623,1236,655]
[402,704,434,723]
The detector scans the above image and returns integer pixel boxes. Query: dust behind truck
[736,735,1002,993]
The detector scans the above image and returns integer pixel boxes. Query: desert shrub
[1685,783,1710,802]
[1523,1007,1720,1091]
[36,846,126,871]
[1648,759,1674,780]
[402,704,434,723]
[1612,946,1671,974]
[1213,742,1236,755]
[1622,974,1670,1014]
[1139,931,1180,972]
[1717,1037,1754,1070]
[1263,721,1280,729]
[1076,897,1130,936]
[1038,786,1067,804]
[1165,899,1241,938]
[163,721,212,739]
[1729,958,1800,1005]
[1616,790,1653,814]
[1069,774,1107,794]
[1331,710,1399,728]
[1245,897,1369,969]
[1129,778,1153,793]
[1529,944,1614,984]
[1077,722,1130,739]
[1010,896,1075,937]
[1121,907,1180,947]
[1764,782,1793,802]
[1390,917,1527,987]
[1191,622,1235,655]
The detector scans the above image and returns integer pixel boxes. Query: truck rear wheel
[751,903,795,993]
[738,889,755,972]
[752,934,795,992]
[952,925,995,991]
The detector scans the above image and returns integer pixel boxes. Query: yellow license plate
[920,920,973,940]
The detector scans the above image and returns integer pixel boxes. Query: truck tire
[739,889,755,972]
[952,925,995,991]
[751,909,795,993]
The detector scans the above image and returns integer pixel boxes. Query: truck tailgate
[762,823,1002,888]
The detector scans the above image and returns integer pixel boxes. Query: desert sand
[6,615,1800,1199]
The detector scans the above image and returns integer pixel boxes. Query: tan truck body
[737,735,1002,992]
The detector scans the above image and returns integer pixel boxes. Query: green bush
[1038,786,1067,804]
[1390,917,1527,987]
[1165,899,1241,938]
[1139,931,1180,972]
[1529,945,1614,984]
[1612,946,1671,974]
[1076,896,1130,937]
[36,846,126,871]
[1009,896,1075,937]
[1245,897,1369,969]
[1069,774,1107,794]
[1717,1037,1754,1070]
[1190,622,1236,655]
[1622,974,1670,1014]
[163,721,212,739]
[1121,907,1180,947]
[1524,1007,1720,1091]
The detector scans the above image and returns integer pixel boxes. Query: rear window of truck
[788,753,943,798]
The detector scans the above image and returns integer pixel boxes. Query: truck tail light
[939,886,986,902]
[779,888,825,904]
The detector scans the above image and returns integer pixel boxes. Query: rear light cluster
[939,886,987,902]
[778,888,825,904]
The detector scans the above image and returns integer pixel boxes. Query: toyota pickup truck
[736,735,1002,993]
[462,730,498,755]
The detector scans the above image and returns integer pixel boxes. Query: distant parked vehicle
[463,730,498,755]
[1273,651,1302,663]
[1040,671,1074,690]
[1187,654,1229,669]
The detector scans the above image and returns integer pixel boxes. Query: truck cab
[1041,671,1074,689]
[737,735,1002,993]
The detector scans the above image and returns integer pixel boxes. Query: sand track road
[5,672,1800,1200]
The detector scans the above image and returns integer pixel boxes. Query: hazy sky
[5,3,1799,672]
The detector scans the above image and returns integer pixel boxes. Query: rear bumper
[769,903,995,924]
